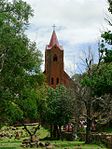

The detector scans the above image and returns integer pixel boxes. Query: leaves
[44,85,74,126]
[0,0,44,126]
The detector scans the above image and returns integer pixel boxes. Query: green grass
[0,147,16,149]
[0,126,107,149]
[0,139,107,149]
[0,138,21,149]
[37,127,49,139]
[47,140,107,149]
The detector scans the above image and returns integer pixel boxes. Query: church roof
[48,30,59,47]
[46,30,63,50]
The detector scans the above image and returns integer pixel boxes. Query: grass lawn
[0,126,107,149]
[0,138,107,149]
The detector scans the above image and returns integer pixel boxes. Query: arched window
[53,54,58,62]
[56,78,59,84]
[51,77,54,85]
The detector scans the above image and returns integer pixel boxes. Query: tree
[72,74,93,143]
[43,85,74,139]
[72,1,112,143]
[0,0,44,135]
[80,48,112,143]
[71,43,112,143]
[101,0,112,48]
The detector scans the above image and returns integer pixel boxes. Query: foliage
[103,49,112,63]
[73,47,112,143]
[45,85,74,127]
[0,0,44,126]
[108,0,112,14]
[80,56,112,142]
[82,62,112,96]
[101,32,112,45]
[40,85,75,139]
[101,0,112,61]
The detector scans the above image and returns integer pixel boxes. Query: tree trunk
[52,125,57,139]
[85,106,91,144]
[52,125,60,139]
[50,124,53,138]
[22,123,40,142]
[30,135,34,142]
[56,125,60,139]
[59,125,62,140]
[23,124,33,142]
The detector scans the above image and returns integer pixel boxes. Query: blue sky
[23,0,110,75]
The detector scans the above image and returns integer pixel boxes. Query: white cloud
[24,0,109,73]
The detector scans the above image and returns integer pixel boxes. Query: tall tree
[72,45,112,143]
[0,0,44,129]
[77,1,112,143]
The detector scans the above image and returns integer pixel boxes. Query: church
[44,28,71,88]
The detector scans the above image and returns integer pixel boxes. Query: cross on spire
[48,25,59,48]
[52,24,56,31]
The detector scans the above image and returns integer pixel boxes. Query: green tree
[101,0,112,61]
[44,85,74,139]
[71,44,112,143]
[79,49,112,143]
[0,0,44,133]
[76,1,112,143]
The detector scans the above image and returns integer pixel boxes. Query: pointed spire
[46,25,63,50]
[48,30,59,48]
[47,25,60,48]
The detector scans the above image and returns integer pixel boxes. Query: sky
[24,0,109,75]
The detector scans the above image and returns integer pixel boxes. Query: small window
[53,54,58,62]
[56,78,59,84]
[51,77,54,85]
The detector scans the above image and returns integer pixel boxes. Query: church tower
[44,29,71,88]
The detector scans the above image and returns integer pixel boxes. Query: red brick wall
[45,45,71,88]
